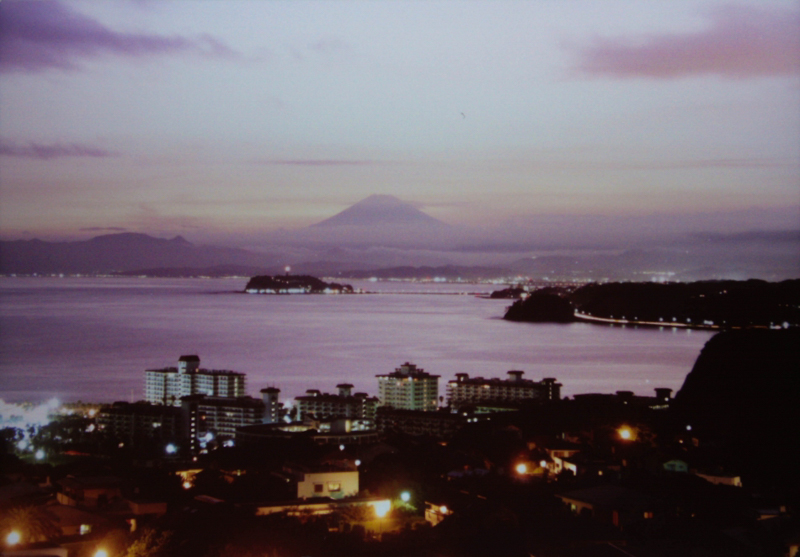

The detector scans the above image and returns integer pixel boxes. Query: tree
[124,528,172,557]
[0,505,60,543]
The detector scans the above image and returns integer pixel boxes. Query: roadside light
[515,463,528,474]
[539,460,547,468]
[439,505,448,514]
[35,449,45,460]
[400,491,411,502]
[374,500,391,518]
[618,426,633,440]
[6,530,21,546]
[182,481,192,490]
[94,549,109,557]
[165,443,177,455]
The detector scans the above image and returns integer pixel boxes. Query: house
[56,476,123,509]
[286,464,359,500]
[557,484,655,530]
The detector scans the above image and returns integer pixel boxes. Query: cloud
[0,0,239,73]
[573,5,800,78]
[251,159,379,167]
[519,157,798,171]
[0,141,120,159]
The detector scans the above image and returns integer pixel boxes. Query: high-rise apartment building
[446,371,561,407]
[376,362,439,411]
[145,355,246,406]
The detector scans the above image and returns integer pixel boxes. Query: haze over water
[0,278,713,404]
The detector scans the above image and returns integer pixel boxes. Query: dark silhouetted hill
[568,279,800,327]
[504,292,575,323]
[672,328,800,491]
[0,233,277,275]
[244,274,353,293]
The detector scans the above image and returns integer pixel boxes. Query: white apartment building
[376,362,439,412]
[145,355,246,406]
[446,371,561,407]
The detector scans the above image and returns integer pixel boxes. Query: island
[503,279,800,328]
[244,274,354,294]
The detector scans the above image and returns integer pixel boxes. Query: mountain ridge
[312,194,447,228]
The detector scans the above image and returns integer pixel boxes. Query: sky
[1,0,798,248]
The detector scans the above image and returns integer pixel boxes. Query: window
[314,483,324,493]
[328,482,341,493]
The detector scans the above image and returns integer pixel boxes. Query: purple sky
[1,0,798,246]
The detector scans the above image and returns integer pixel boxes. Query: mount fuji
[312,195,447,228]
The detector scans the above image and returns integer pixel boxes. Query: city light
[374,500,391,518]
[515,463,528,474]
[6,530,21,546]
[94,549,109,557]
[618,426,633,440]
[400,491,411,502]
[165,443,178,455]
[35,449,45,460]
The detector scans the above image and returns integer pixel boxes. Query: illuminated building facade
[376,362,439,411]
[446,371,561,407]
[145,355,246,406]
[294,383,378,421]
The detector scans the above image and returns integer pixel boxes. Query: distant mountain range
[1,195,798,280]
[0,233,277,275]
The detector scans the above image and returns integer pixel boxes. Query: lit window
[328,482,341,492]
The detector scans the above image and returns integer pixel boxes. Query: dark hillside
[672,328,800,491]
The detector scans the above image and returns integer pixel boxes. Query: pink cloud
[574,5,800,78]
[0,141,120,159]
[0,0,238,73]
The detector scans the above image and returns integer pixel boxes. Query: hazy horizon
[1,0,798,253]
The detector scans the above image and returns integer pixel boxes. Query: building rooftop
[146,367,245,376]
[377,362,440,379]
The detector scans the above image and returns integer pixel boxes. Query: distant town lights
[165,443,178,455]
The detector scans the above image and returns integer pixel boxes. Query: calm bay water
[0,277,713,404]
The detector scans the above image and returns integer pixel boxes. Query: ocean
[0,277,713,404]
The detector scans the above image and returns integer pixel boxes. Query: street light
[400,491,411,503]
[515,463,528,475]
[618,426,634,440]
[94,549,109,557]
[6,530,21,546]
